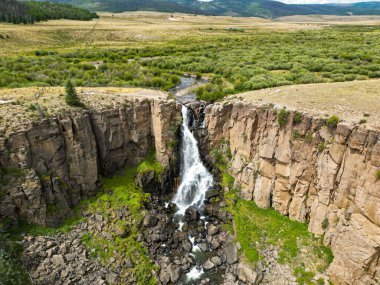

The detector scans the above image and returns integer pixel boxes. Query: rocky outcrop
[0,99,181,227]
[200,101,380,285]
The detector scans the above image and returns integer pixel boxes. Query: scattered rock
[224,243,238,265]
[203,259,215,271]
[51,254,65,266]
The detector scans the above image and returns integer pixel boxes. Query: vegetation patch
[305,132,313,144]
[376,169,380,180]
[136,147,164,182]
[224,193,333,279]
[0,237,31,285]
[326,115,339,129]
[293,111,303,124]
[318,141,325,152]
[65,80,84,108]
[2,25,380,103]
[3,151,162,285]
[278,108,290,127]
[0,0,98,24]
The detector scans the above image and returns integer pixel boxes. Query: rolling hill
[42,0,380,18]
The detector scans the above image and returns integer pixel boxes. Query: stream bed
[143,97,234,284]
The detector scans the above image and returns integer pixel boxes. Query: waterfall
[172,105,214,216]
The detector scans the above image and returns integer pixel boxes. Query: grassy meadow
[1,13,380,102]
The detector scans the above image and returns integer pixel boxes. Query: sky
[198,0,380,3]
[279,0,380,3]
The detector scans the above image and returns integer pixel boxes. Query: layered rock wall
[0,99,180,227]
[202,102,380,285]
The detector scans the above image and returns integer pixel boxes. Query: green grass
[2,151,162,285]
[294,266,315,285]
[0,239,31,285]
[222,172,235,189]
[224,193,333,279]
[137,147,164,178]
[83,164,157,285]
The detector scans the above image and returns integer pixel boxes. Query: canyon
[0,92,379,285]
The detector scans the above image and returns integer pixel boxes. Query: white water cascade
[173,105,214,216]
[172,105,214,282]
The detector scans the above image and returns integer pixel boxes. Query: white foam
[178,222,184,231]
[172,106,213,216]
[186,266,204,280]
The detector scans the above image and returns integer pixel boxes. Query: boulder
[224,243,238,265]
[51,254,65,266]
[202,259,215,271]
[185,207,200,221]
[207,224,220,236]
[182,238,193,252]
[143,214,159,228]
[237,262,263,285]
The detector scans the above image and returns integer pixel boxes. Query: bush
[318,141,325,152]
[322,218,329,230]
[292,130,301,140]
[65,80,83,107]
[278,108,289,127]
[326,115,339,128]
[305,132,313,144]
[293,111,302,124]
[376,169,380,180]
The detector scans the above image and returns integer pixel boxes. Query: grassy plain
[1,13,380,56]
[236,79,380,127]
[1,12,380,119]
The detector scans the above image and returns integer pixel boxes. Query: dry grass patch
[234,79,380,129]
[0,87,166,134]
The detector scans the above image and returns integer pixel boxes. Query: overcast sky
[198,0,380,3]
[279,0,380,3]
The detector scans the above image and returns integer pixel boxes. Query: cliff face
[0,99,181,227]
[201,102,380,285]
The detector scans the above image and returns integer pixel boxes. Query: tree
[65,80,83,107]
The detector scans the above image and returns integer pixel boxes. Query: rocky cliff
[197,101,380,285]
[0,99,181,227]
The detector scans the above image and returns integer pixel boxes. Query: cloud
[279,0,380,3]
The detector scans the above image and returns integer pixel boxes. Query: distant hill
[46,0,380,18]
[0,0,98,24]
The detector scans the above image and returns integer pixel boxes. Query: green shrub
[318,141,325,152]
[0,239,31,285]
[293,111,303,124]
[27,104,37,111]
[359,119,367,124]
[278,108,289,127]
[293,266,315,285]
[326,115,339,128]
[322,218,329,230]
[305,132,313,144]
[65,80,83,107]
[376,169,380,180]
[292,130,301,140]
[317,278,325,285]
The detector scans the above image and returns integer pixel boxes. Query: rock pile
[22,230,112,285]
